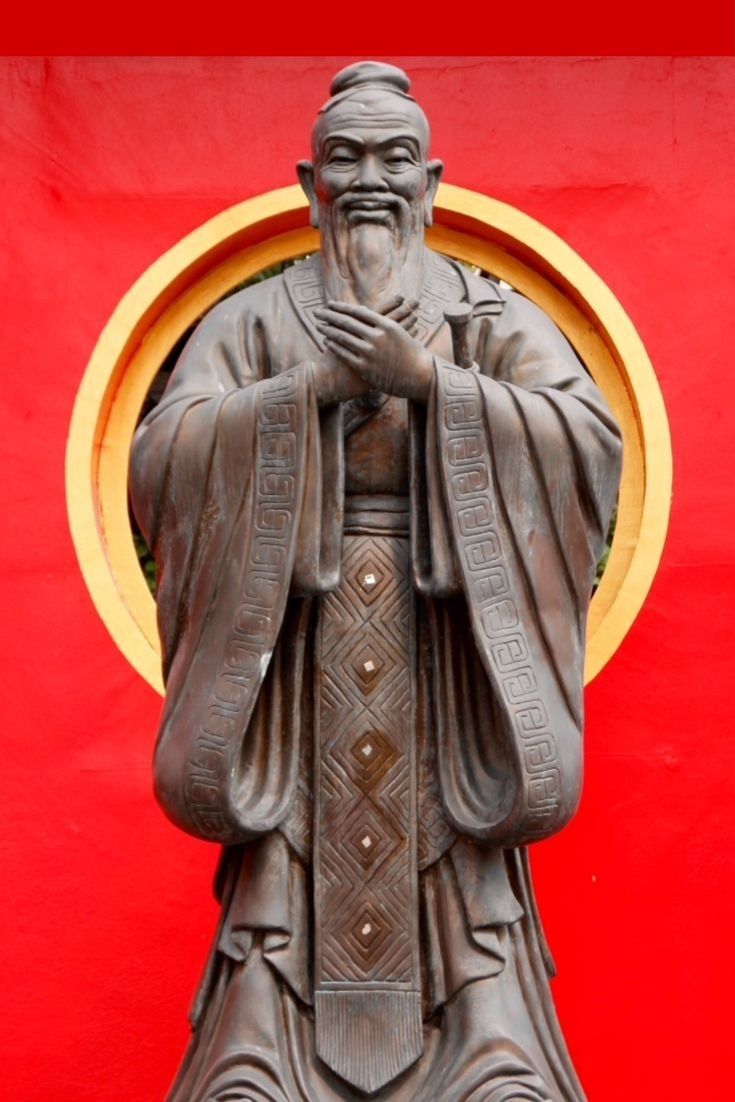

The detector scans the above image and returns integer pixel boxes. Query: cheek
[388,169,426,201]
[315,170,349,202]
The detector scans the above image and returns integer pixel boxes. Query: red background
[3,1,733,55]
[2,56,734,1100]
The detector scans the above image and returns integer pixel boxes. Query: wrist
[404,349,435,403]
[311,361,342,407]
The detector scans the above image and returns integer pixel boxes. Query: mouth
[342,196,397,212]
[349,200,392,210]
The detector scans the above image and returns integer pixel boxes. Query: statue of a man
[130,61,621,1102]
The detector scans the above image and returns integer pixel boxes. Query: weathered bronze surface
[130,61,622,1102]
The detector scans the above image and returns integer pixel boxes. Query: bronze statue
[130,61,621,1102]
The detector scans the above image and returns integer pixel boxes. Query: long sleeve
[419,288,621,847]
[129,286,342,844]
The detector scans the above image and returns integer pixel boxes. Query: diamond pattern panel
[314,534,419,988]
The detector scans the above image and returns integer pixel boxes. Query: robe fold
[130,250,621,1102]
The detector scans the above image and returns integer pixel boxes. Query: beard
[319,193,425,310]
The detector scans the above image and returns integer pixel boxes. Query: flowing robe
[130,251,621,1102]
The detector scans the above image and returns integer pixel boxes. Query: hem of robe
[214,833,524,1018]
[170,833,585,1102]
[167,934,574,1102]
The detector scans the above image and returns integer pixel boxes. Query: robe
[129,250,621,1102]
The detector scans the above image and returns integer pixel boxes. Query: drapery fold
[130,289,343,844]
[129,256,619,1102]
[414,302,620,846]
[130,262,621,853]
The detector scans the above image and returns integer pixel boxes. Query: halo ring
[66,183,672,693]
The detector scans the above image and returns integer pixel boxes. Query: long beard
[319,199,425,309]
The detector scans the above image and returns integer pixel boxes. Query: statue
[130,61,621,1102]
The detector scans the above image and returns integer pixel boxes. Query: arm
[317,287,621,845]
[130,290,330,843]
[427,292,621,845]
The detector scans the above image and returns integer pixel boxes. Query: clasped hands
[312,297,434,406]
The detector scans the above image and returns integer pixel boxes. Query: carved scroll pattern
[183,371,303,839]
[439,368,563,838]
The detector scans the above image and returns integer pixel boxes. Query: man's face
[299,93,442,237]
[316,124,428,233]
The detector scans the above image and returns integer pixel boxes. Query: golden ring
[66,183,672,693]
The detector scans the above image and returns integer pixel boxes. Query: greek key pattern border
[439,367,563,837]
[184,371,303,838]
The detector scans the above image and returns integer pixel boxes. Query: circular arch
[66,183,672,693]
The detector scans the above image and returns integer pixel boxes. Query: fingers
[317,299,419,338]
[315,308,376,342]
[323,297,419,320]
[323,337,362,371]
[316,298,422,385]
[320,326,371,357]
[322,301,390,329]
[385,298,419,323]
[389,300,420,336]
[377,294,404,315]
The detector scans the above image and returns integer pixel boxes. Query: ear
[423,159,444,227]
[297,160,320,228]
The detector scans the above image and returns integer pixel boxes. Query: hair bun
[329,61,411,97]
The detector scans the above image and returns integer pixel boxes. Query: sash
[314,530,422,1093]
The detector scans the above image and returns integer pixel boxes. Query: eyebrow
[322,131,421,155]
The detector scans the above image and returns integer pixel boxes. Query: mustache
[333,192,407,215]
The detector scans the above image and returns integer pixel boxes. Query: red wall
[2,56,733,1099]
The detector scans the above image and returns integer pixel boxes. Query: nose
[354,154,389,191]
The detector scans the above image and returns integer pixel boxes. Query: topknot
[329,61,412,98]
[312,61,428,155]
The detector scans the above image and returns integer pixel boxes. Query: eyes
[385,148,416,168]
[325,147,359,167]
[324,145,418,170]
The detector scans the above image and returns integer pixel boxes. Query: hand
[314,300,434,402]
[311,297,421,406]
[311,347,369,407]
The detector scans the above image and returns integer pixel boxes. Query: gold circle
[66,183,672,694]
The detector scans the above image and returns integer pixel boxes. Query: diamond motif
[350,903,389,955]
[352,644,383,686]
[344,808,397,869]
[348,731,397,786]
[351,554,388,606]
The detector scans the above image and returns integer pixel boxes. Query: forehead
[321,125,422,150]
[312,91,429,157]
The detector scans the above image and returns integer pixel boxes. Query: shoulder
[195,269,292,336]
[171,258,319,386]
[425,249,564,335]
[494,289,575,357]
[425,249,505,314]
[191,254,322,345]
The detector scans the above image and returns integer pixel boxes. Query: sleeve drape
[416,290,621,846]
[129,293,342,844]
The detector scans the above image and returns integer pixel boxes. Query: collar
[284,249,469,352]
